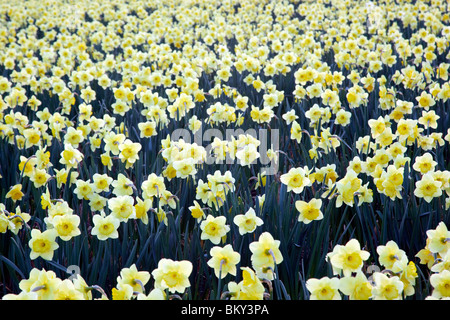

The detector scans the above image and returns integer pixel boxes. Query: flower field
[1,0,450,300]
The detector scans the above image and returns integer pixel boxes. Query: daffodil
[28,229,59,261]
[368,116,387,139]
[393,260,418,297]
[112,283,134,300]
[151,258,193,294]
[0,212,15,233]
[280,166,311,194]
[414,172,443,203]
[306,276,341,300]
[108,195,136,222]
[112,173,135,197]
[30,168,51,188]
[335,169,362,207]
[282,109,298,125]
[51,214,81,241]
[73,179,94,200]
[327,239,370,276]
[200,214,230,245]
[88,193,108,212]
[72,274,92,300]
[138,121,157,138]
[141,173,166,199]
[416,91,436,110]
[426,221,450,255]
[376,240,408,270]
[416,239,435,269]
[430,270,450,299]
[249,232,283,268]
[119,139,142,168]
[116,264,151,294]
[172,158,197,178]
[137,288,167,300]
[371,272,404,300]
[19,268,62,300]
[64,127,85,148]
[233,207,263,235]
[290,120,303,143]
[7,207,30,234]
[188,200,205,222]
[54,279,85,300]
[47,200,73,220]
[339,272,372,300]
[295,198,323,224]
[134,197,152,225]
[2,291,39,300]
[207,244,241,279]
[92,173,113,193]
[413,152,437,175]
[91,214,120,241]
[236,143,260,167]
[229,267,266,300]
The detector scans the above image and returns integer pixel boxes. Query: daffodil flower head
[233,207,264,235]
[393,260,418,297]
[92,173,113,193]
[414,172,443,203]
[51,214,81,241]
[137,288,167,300]
[119,139,142,168]
[327,239,370,277]
[0,212,15,233]
[116,264,151,294]
[7,207,31,235]
[339,272,372,300]
[134,197,152,225]
[91,213,120,241]
[112,283,134,300]
[207,244,241,279]
[290,120,303,143]
[151,258,193,294]
[249,232,283,268]
[19,268,62,300]
[371,272,404,300]
[280,166,312,194]
[430,270,450,299]
[376,240,407,270]
[306,276,341,300]
[54,279,85,300]
[6,184,24,202]
[108,195,136,222]
[335,169,362,207]
[200,214,230,245]
[28,228,59,261]
[188,200,205,222]
[141,173,166,199]
[72,274,92,300]
[412,152,437,174]
[112,173,135,197]
[73,179,94,200]
[295,198,323,224]
[238,267,266,300]
[426,221,450,255]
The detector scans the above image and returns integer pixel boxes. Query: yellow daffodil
[28,229,59,261]
[151,258,193,294]
[306,276,341,300]
[207,244,241,279]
